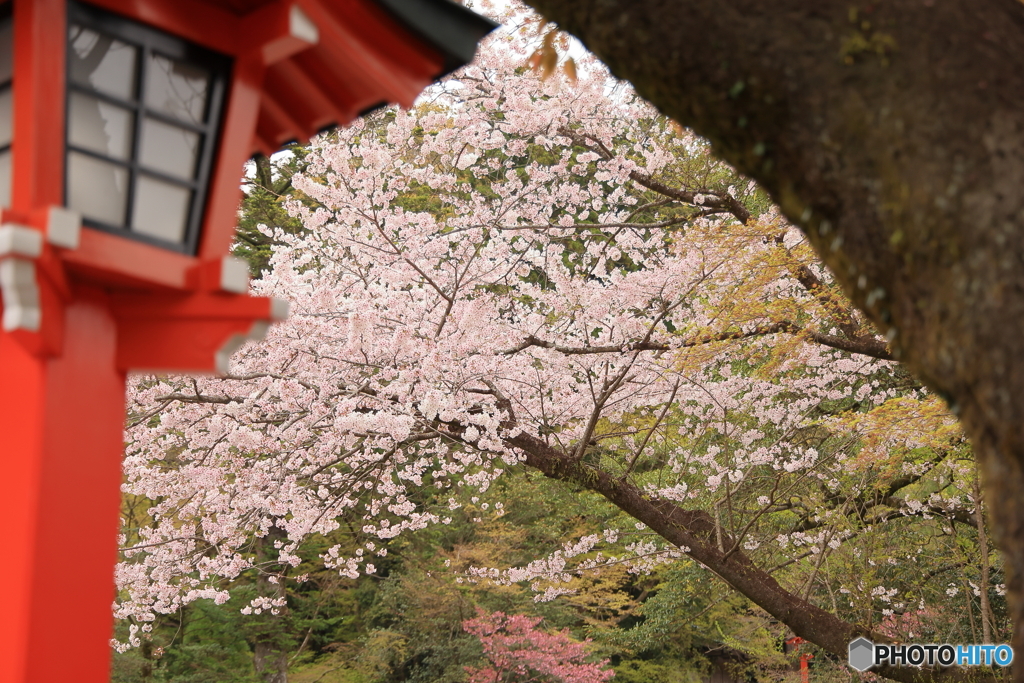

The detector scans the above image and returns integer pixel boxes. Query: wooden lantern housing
[0,1,495,681]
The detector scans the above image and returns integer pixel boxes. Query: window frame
[64,0,231,255]
[0,3,13,208]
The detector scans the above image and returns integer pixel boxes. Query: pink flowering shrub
[464,610,614,683]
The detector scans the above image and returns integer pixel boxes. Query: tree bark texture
[520,0,1024,668]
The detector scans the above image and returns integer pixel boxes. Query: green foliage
[611,659,703,683]
[111,595,260,683]
[234,149,310,277]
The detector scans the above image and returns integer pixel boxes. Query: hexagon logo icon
[849,637,875,671]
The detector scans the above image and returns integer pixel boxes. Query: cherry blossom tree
[118,16,998,683]
[463,610,614,683]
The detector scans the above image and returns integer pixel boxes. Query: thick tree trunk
[253,640,288,683]
[520,0,1024,669]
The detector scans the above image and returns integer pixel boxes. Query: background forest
[110,8,1007,683]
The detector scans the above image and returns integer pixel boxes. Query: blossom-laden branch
[503,430,988,683]
[500,321,892,360]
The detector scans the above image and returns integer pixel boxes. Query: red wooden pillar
[0,0,123,679]
[0,2,143,679]
[0,290,126,683]
[800,653,814,683]
[786,636,813,683]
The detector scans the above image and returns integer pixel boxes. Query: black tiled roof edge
[373,0,499,77]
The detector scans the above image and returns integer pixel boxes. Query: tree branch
[559,126,752,224]
[504,429,994,683]
[499,322,893,360]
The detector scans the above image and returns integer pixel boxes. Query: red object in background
[0,1,495,681]
[786,636,814,683]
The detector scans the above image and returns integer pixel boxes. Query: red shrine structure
[0,0,495,680]
[786,636,814,683]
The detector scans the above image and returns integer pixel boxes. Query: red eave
[203,0,278,11]
[258,0,442,150]
[223,0,495,152]
[81,0,495,153]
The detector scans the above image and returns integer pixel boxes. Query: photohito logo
[848,638,1014,671]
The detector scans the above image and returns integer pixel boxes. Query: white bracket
[0,224,44,259]
[290,4,319,44]
[270,297,290,321]
[0,258,41,332]
[220,255,251,294]
[47,207,82,250]
[0,224,44,332]
[215,321,271,375]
